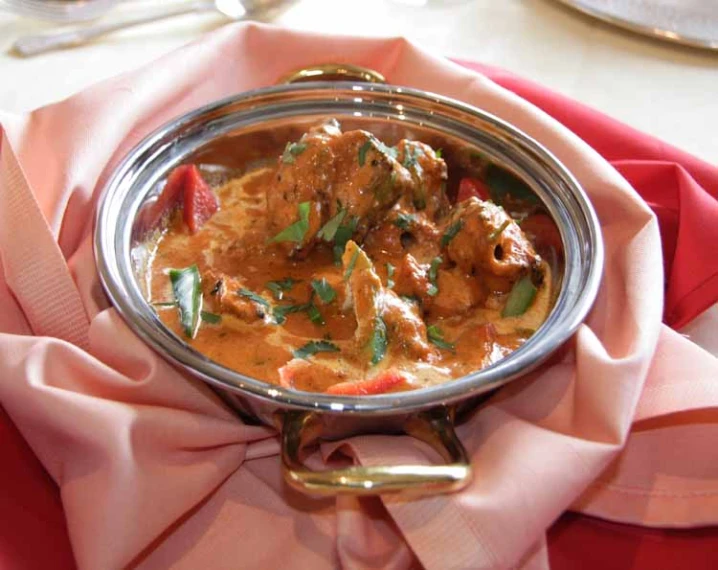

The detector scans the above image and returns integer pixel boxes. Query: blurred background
[0,0,716,162]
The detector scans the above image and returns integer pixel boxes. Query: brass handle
[280,63,386,85]
[280,407,472,495]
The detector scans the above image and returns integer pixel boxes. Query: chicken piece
[203,271,269,322]
[391,254,482,318]
[328,131,413,236]
[445,197,540,288]
[363,208,441,259]
[342,241,434,363]
[429,267,484,318]
[266,123,340,253]
[395,140,449,220]
[393,253,432,301]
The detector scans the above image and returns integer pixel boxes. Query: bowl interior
[95,82,603,415]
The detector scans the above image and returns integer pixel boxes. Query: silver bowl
[95,73,603,495]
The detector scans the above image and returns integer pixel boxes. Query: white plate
[553,0,718,51]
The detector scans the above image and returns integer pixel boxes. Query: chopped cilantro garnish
[358,137,397,167]
[402,145,421,169]
[311,278,336,304]
[440,220,464,248]
[305,303,325,326]
[489,220,511,241]
[293,340,340,360]
[427,325,455,352]
[344,247,360,280]
[272,303,306,325]
[238,288,270,308]
[386,262,395,289]
[369,316,388,366]
[265,278,297,300]
[317,209,347,241]
[358,140,373,167]
[333,215,359,264]
[434,148,443,159]
[271,201,311,244]
[281,142,307,164]
[169,265,202,339]
[427,256,442,296]
[393,212,417,230]
[200,311,222,324]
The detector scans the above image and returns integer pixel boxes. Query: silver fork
[12,0,282,57]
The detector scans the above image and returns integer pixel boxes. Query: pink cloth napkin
[1,24,717,570]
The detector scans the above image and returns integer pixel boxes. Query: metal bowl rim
[94,80,604,416]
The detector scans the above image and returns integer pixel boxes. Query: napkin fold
[0,23,717,570]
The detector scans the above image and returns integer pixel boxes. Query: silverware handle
[12,1,215,57]
[280,406,472,495]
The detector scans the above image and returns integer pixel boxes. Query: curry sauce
[146,120,557,395]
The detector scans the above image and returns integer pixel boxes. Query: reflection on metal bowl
[94,71,603,495]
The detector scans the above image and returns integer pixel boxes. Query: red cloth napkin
[457,60,718,330]
[1,35,717,570]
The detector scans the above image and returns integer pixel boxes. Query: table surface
[1,2,717,569]
[1,0,717,164]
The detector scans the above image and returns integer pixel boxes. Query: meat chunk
[203,271,269,322]
[328,131,412,236]
[445,197,540,289]
[395,140,449,220]
[266,123,340,253]
[342,241,434,363]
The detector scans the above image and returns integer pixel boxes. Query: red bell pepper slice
[326,371,408,395]
[182,164,219,234]
[457,176,490,202]
[520,213,563,254]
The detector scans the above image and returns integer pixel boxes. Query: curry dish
[145,120,560,395]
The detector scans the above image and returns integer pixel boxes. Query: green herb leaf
[358,137,397,167]
[271,201,311,244]
[440,220,464,248]
[402,145,422,169]
[281,142,308,164]
[393,212,417,231]
[265,278,297,300]
[333,215,359,264]
[386,262,395,289]
[427,256,442,297]
[317,209,347,241]
[369,316,388,366]
[486,165,538,205]
[200,311,222,324]
[238,288,271,308]
[169,265,202,339]
[293,340,340,360]
[344,247,360,280]
[434,148,443,159]
[489,220,511,242]
[305,303,325,326]
[272,303,306,325]
[358,140,373,167]
[427,325,455,352]
[501,275,538,317]
[311,278,337,304]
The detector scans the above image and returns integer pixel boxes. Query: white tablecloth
[1,0,717,163]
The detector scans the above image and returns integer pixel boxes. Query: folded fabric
[456,60,718,330]
[1,23,717,570]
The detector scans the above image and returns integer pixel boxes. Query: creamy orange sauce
[146,126,555,394]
